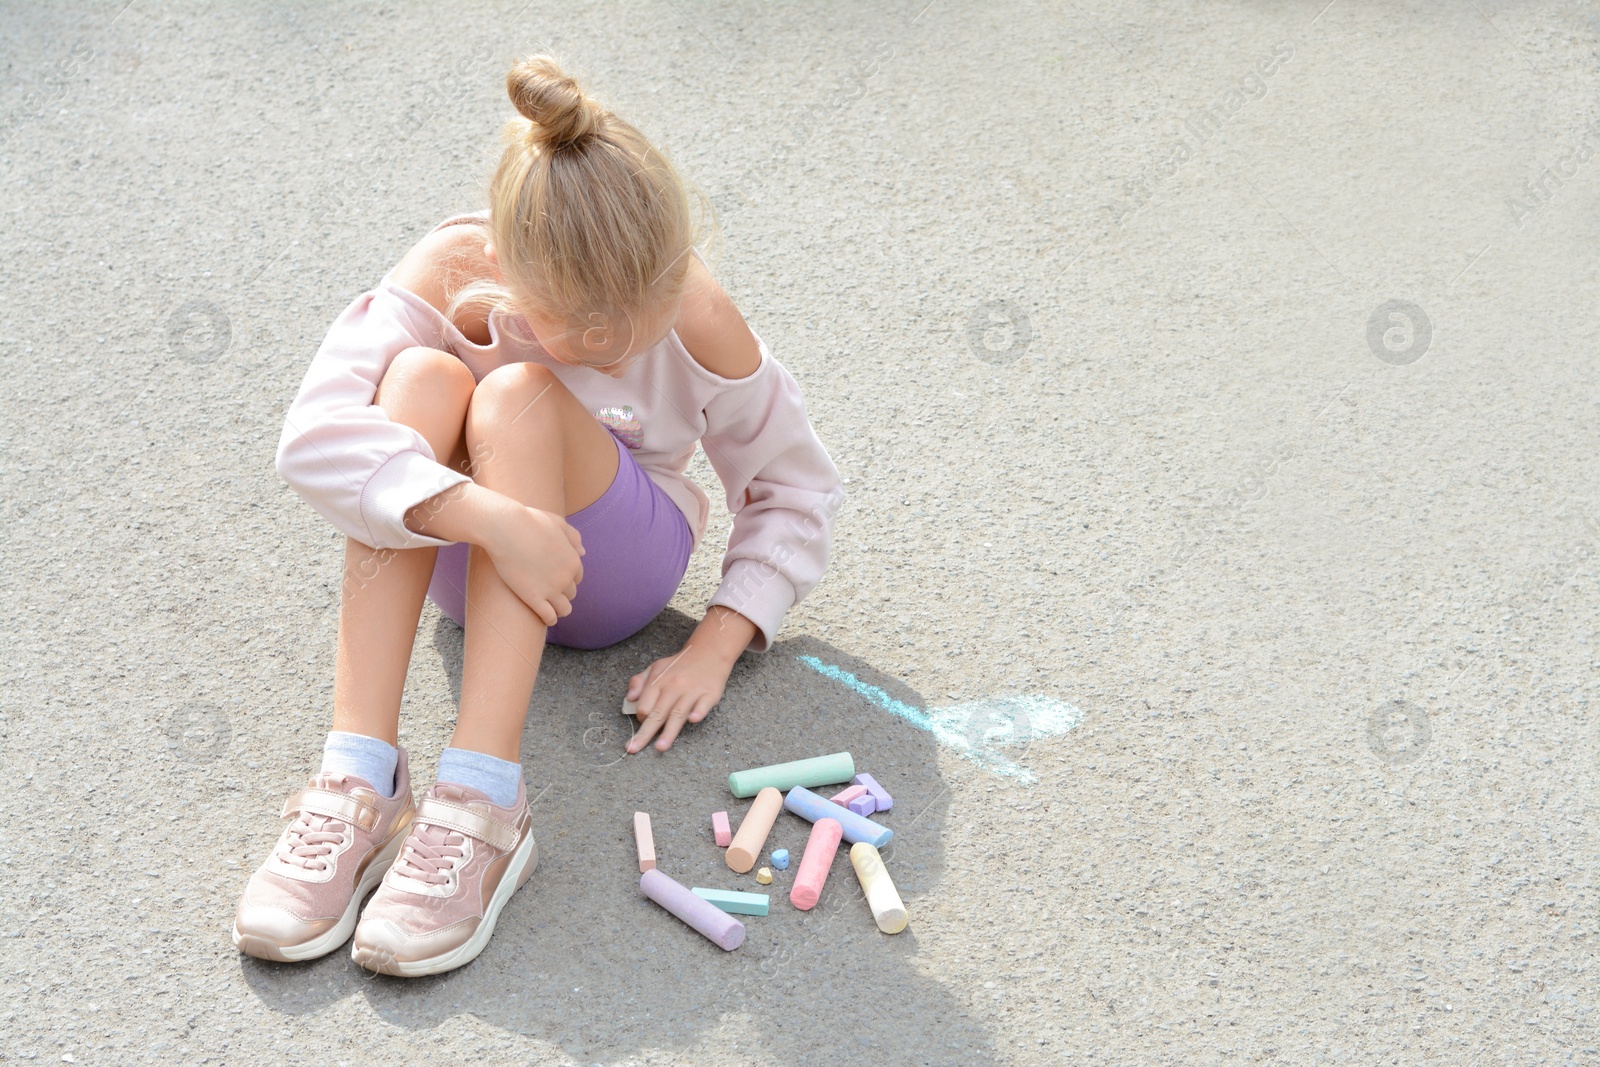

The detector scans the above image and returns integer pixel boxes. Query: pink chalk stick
[640,869,745,951]
[634,812,656,873]
[790,817,844,911]
[712,811,732,848]
[847,795,876,817]
[831,785,868,808]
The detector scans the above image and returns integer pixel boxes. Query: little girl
[233,55,844,977]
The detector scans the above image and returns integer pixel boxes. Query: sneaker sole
[351,828,539,978]
[232,826,409,964]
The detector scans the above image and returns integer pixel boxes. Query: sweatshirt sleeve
[274,282,473,551]
[699,337,846,654]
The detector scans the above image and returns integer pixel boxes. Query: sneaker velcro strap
[414,798,522,853]
[282,788,380,832]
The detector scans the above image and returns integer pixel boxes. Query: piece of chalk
[712,811,732,847]
[783,786,893,848]
[633,811,656,873]
[639,869,745,951]
[849,842,907,934]
[726,787,783,873]
[728,752,856,798]
[847,795,876,817]
[831,785,868,807]
[756,867,773,885]
[622,696,638,718]
[790,818,843,911]
[770,848,789,870]
[691,887,771,917]
[852,773,893,812]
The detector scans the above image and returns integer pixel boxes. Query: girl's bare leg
[329,347,477,744]
[449,362,620,760]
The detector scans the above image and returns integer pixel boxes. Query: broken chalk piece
[634,811,656,873]
[640,869,745,951]
[712,811,732,847]
[622,696,638,718]
[756,867,773,885]
[790,817,844,911]
[728,752,855,798]
[691,887,771,917]
[852,773,893,812]
[727,787,784,873]
[847,795,876,817]
[770,849,790,870]
[831,785,869,807]
[783,786,893,848]
[850,842,907,934]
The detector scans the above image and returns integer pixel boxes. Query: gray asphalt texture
[3,1,1598,1064]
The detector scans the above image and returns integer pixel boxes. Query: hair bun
[507,55,602,148]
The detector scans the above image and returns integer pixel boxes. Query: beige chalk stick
[849,842,907,934]
[623,697,639,718]
[726,786,783,873]
[634,811,656,873]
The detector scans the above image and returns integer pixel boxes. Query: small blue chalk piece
[770,849,790,870]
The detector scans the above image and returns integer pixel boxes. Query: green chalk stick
[728,752,855,798]
[691,887,771,916]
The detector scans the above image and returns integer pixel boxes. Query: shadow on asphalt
[240,608,991,1065]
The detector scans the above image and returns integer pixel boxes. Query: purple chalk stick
[853,773,893,812]
[847,795,876,817]
[639,869,745,951]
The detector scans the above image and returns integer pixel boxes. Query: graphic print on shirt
[594,405,642,449]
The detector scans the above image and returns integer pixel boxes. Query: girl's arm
[275,226,485,550]
[626,258,845,753]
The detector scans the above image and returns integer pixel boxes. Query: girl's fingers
[628,686,674,751]
[653,697,692,751]
[625,712,655,752]
[686,694,715,723]
[627,711,664,753]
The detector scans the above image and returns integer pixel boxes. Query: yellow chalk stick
[756,867,773,885]
[849,842,906,934]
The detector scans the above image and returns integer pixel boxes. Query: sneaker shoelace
[276,811,348,872]
[392,820,467,886]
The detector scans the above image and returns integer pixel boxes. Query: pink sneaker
[350,779,538,977]
[231,748,415,962]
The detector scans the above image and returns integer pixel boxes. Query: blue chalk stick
[853,773,893,812]
[783,786,893,848]
[691,887,770,916]
[770,849,790,870]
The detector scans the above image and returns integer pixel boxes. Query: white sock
[319,731,398,799]
[435,747,522,808]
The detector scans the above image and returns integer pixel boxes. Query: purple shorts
[425,429,693,650]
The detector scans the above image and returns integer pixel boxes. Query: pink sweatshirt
[275,210,845,654]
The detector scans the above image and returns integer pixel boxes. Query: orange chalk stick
[726,787,782,873]
[634,811,656,873]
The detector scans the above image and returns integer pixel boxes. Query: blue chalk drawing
[796,655,1082,784]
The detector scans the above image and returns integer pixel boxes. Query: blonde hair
[445,54,715,337]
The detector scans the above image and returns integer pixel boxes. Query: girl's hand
[481,502,585,627]
[625,643,731,753]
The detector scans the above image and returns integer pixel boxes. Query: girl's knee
[379,346,476,402]
[467,362,564,434]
